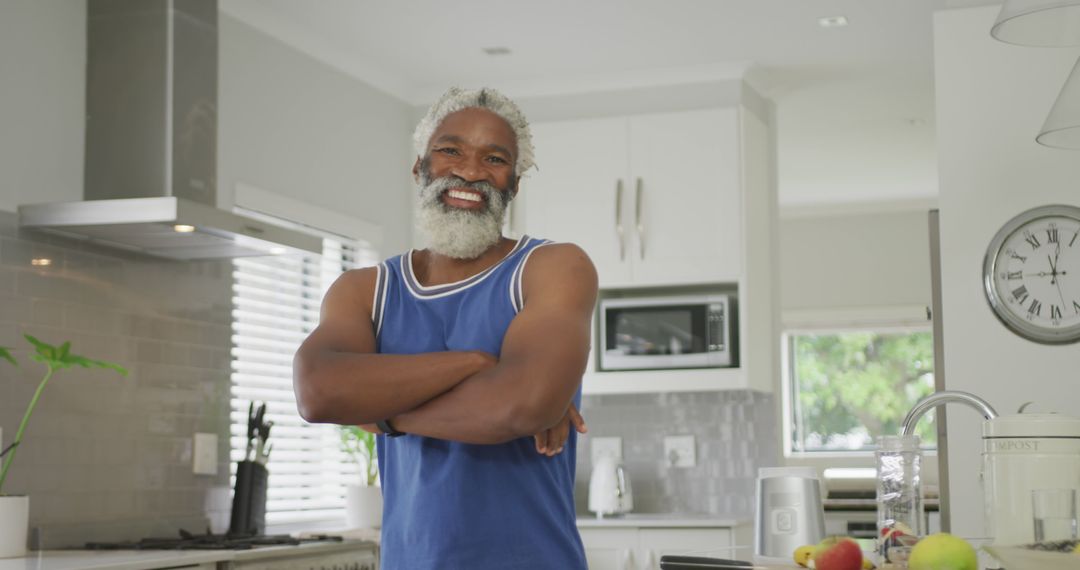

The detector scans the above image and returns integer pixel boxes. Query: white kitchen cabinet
[519,108,742,288]
[518,98,779,395]
[578,523,745,570]
[579,527,639,570]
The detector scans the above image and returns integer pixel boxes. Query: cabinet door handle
[635,177,645,260]
[618,547,634,570]
[615,179,626,261]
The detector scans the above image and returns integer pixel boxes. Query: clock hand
[1048,255,1058,285]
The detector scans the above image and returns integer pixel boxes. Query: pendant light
[1036,56,1080,148]
[991,0,1080,47]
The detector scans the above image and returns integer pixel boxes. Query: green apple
[908,533,977,570]
[813,536,863,570]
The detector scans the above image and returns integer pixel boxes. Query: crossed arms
[292,243,598,447]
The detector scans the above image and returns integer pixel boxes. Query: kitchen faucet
[900,390,999,436]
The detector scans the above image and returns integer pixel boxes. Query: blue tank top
[372,235,587,570]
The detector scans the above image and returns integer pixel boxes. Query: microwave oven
[598,293,735,371]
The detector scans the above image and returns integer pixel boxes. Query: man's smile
[442,188,488,209]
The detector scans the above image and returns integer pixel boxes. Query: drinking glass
[1031,488,1078,542]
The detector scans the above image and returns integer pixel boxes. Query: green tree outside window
[789,330,936,452]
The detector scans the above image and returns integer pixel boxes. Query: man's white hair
[412,87,535,174]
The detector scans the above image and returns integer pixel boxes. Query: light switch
[193,433,218,475]
[664,435,696,467]
[591,437,622,463]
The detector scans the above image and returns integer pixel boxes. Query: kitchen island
[0,539,378,570]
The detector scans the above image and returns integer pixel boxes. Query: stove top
[86,529,344,551]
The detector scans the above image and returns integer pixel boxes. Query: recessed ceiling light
[173,224,196,233]
[31,258,52,267]
[269,247,286,255]
[482,47,512,56]
[818,16,849,28]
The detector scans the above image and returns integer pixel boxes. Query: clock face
[985,205,1080,344]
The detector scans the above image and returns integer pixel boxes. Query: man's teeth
[447,189,483,203]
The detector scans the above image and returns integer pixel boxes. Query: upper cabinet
[517,108,742,288]
[512,99,778,394]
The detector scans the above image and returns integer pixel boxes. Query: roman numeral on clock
[1028,299,1042,316]
[1071,231,1078,247]
[1074,300,1080,314]
[1013,285,1029,304]
[1024,230,1041,249]
[1051,305,1063,320]
[1006,271,1022,280]
[1047,228,1059,244]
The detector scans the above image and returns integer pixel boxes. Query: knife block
[227,460,268,538]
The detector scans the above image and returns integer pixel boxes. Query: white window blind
[230,236,379,525]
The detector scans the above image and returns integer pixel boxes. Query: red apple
[813,536,864,570]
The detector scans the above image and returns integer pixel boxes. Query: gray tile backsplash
[0,210,233,548]
[576,390,780,519]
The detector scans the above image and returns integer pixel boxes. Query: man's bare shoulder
[528,243,594,272]
[323,265,381,314]
[523,243,598,296]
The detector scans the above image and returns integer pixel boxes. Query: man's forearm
[294,349,494,425]
[391,362,571,444]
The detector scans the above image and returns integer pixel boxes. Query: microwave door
[603,305,713,369]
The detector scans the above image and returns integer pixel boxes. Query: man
[293,87,597,569]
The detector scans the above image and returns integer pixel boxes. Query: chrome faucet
[901,390,999,436]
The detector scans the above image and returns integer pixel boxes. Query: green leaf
[0,346,16,367]
[59,341,70,360]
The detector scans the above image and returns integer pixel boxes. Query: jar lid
[876,434,921,451]
[984,413,1080,438]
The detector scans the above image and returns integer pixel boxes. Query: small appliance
[754,466,826,564]
[598,293,735,371]
[588,456,633,517]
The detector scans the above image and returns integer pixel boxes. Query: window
[783,327,937,454]
[230,232,378,526]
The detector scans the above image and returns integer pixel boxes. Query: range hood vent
[17,0,321,260]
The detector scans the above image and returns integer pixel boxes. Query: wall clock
[983,204,1080,344]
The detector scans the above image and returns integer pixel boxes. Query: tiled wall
[0,210,233,548]
[575,390,780,519]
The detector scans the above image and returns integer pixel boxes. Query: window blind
[230,236,379,525]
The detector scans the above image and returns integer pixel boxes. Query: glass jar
[876,434,924,567]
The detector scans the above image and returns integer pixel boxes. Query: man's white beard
[415,173,511,260]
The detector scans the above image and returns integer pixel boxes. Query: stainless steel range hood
[17,0,321,260]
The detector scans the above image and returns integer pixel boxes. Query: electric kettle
[903,391,1080,545]
[588,456,633,517]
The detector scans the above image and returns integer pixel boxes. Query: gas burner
[86,529,343,551]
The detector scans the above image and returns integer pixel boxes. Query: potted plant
[338,425,381,529]
[0,335,127,558]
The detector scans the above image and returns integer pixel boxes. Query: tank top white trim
[400,235,532,300]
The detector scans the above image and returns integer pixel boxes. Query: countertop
[0,539,377,570]
[576,513,749,527]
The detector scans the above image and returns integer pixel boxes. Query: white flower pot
[345,485,382,529]
[0,495,29,559]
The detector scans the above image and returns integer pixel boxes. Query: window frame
[227,191,382,534]
[780,320,937,459]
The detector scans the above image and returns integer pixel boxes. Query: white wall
[935,6,1080,537]
[0,0,85,211]
[218,15,415,254]
[780,210,933,312]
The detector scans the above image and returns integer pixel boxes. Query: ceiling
[220,0,1002,212]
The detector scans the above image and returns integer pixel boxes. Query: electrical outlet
[591,436,622,463]
[664,435,696,468]
[193,433,218,476]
